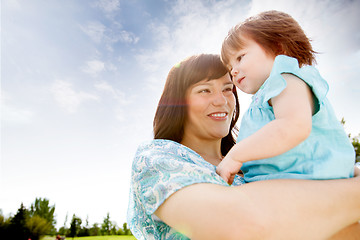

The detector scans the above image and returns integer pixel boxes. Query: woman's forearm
[238,177,360,239]
[155,178,360,240]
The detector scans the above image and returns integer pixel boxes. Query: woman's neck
[181,136,223,166]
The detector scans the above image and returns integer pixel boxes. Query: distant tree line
[58,212,131,238]
[0,198,132,240]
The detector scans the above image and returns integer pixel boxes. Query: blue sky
[2,0,360,229]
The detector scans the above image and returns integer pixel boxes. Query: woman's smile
[208,112,228,120]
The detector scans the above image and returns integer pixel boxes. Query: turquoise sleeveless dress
[127,139,245,239]
[238,55,355,182]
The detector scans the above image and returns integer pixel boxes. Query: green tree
[117,227,125,235]
[78,216,90,236]
[26,215,51,240]
[341,118,359,163]
[89,223,100,236]
[9,203,30,240]
[110,223,118,235]
[69,214,82,238]
[58,226,68,236]
[29,197,56,234]
[350,134,360,163]
[101,213,112,235]
[123,222,131,235]
[0,210,12,239]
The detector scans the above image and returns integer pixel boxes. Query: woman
[127,54,360,239]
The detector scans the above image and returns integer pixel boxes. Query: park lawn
[42,236,136,240]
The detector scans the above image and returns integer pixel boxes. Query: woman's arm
[155,177,360,240]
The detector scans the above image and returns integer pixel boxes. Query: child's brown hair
[221,10,317,69]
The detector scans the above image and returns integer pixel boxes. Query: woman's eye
[198,89,210,93]
[223,86,233,94]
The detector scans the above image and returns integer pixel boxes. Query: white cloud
[95,81,129,103]
[88,0,140,47]
[80,21,139,50]
[118,30,139,44]
[94,81,132,122]
[94,81,116,94]
[82,60,105,76]
[104,28,140,47]
[80,21,106,43]
[134,0,249,88]
[51,80,99,113]
[94,0,121,13]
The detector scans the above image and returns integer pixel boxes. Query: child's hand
[216,156,243,185]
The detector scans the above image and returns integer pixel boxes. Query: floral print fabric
[127,139,244,239]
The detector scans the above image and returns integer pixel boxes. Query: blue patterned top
[127,139,245,239]
[239,55,355,182]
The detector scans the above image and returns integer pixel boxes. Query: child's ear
[277,42,287,55]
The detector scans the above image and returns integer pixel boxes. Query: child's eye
[237,55,244,61]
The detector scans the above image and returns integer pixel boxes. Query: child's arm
[217,73,314,184]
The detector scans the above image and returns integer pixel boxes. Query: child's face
[228,37,275,94]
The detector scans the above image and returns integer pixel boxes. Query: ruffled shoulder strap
[298,65,329,103]
[258,55,328,105]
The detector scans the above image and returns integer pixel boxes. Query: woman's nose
[212,92,227,106]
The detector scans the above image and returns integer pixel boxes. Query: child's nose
[231,68,238,77]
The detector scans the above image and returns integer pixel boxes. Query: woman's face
[184,73,236,141]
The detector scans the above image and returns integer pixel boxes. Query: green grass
[42,236,136,240]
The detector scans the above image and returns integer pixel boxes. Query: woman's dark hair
[153,54,240,156]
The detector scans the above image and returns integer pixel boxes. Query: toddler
[216,10,355,184]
